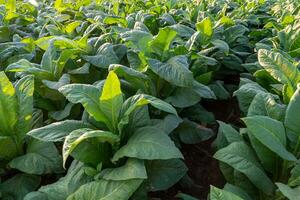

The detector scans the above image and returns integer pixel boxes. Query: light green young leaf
[0,71,18,135]
[103,16,127,27]
[100,71,123,132]
[150,27,177,56]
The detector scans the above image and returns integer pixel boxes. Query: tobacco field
[1,0,300,199]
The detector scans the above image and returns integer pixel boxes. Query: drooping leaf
[27,120,92,142]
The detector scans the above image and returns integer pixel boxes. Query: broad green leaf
[218,121,243,143]
[276,183,300,200]
[41,44,57,73]
[65,21,81,34]
[234,79,268,114]
[214,142,275,195]
[118,94,177,133]
[82,43,119,69]
[100,71,123,132]
[67,179,142,200]
[148,55,194,87]
[146,159,187,191]
[4,0,18,20]
[103,16,127,27]
[24,161,92,200]
[98,158,147,181]
[285,85,300,136]
[224,25,248,45]
[243,116,296,161]
[166,81,216,108]
[150,27,177,56]
[195,17,213,45]
[247,132,276,174]
[121,30,152,53]
[289,163,300,187]
[151,114,182,135]
[55,49,77,78]
[258,49,300,100]
[210,186,243,200]
[175,119,214,144]
[59,84,111,128]
[0,174,40,200]
[112,126,183,162]
[109,64,153,94]
[170,24,195,39]
[223,184,252,200]
[0,71,18,135]
[6,59,53,80]
[63,128,119,167]
[49,102,74,120]
[15,75,34,138]
[27,120,92,142]
[248,92,285,121]
[9,140,63,175]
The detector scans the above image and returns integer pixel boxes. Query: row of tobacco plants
[1,0,300,199]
